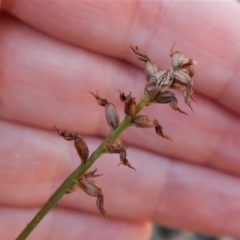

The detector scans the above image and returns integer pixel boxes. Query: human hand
[1,1,240,239]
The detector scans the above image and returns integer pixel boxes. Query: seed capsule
[132,115,158,128]
[90,91,119,130]
[105,102,119,129]
[54,126,89,163]
[65,169,109,218]
[118,91,136,117]
[106,139,136,170]
[132,115,172,140]
[78,175,108,218]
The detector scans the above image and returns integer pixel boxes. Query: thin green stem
[16,94,150,240]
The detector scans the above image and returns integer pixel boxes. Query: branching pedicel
[55,45,197,218]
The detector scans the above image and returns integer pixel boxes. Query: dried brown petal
[54,126,89,163]
[170,44,197,70]
[118,91,136,117]
[132,115,158,128]
[54,126,78,140]
[130,45,158,82]
[105,103,119,129]
[181,66,195,77]
[84,168,103,178]
[130,45,150,62]
[155,125,173,141]
[154,91,187,115]
[89,91,108,106]
[96,195,109,218]
[118,150,136,171]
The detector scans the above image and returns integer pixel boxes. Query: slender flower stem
[16,94,150,240]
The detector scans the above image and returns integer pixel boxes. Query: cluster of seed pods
[54,45,197,217]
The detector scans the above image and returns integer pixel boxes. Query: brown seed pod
[105,102,119,129]
[132,115,158,128]
[54,126,89,163]
[107,139,136,170]
[118,91,136,117]
[78,177,109,218]
[90,91,119,130]
[66,169,108,218]
[106,139,124,153]
[132,115,172,140]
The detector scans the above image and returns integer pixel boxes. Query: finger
[1,121,240,236]
[0,206,151,240]
[0,14,239,175]
[2,1,240,115]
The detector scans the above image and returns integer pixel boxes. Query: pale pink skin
[1,1,240,239]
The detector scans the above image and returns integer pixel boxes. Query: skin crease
[0,0,240,239]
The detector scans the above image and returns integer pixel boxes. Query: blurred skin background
[0,1,240,239]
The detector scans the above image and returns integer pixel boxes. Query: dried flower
[106,139,136,170]
[66,169,108,218]
[131,44,197,111]
[132,115,172,141]
[118,91,136,117]
[54,126,89,163]
[90,91,119,129]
